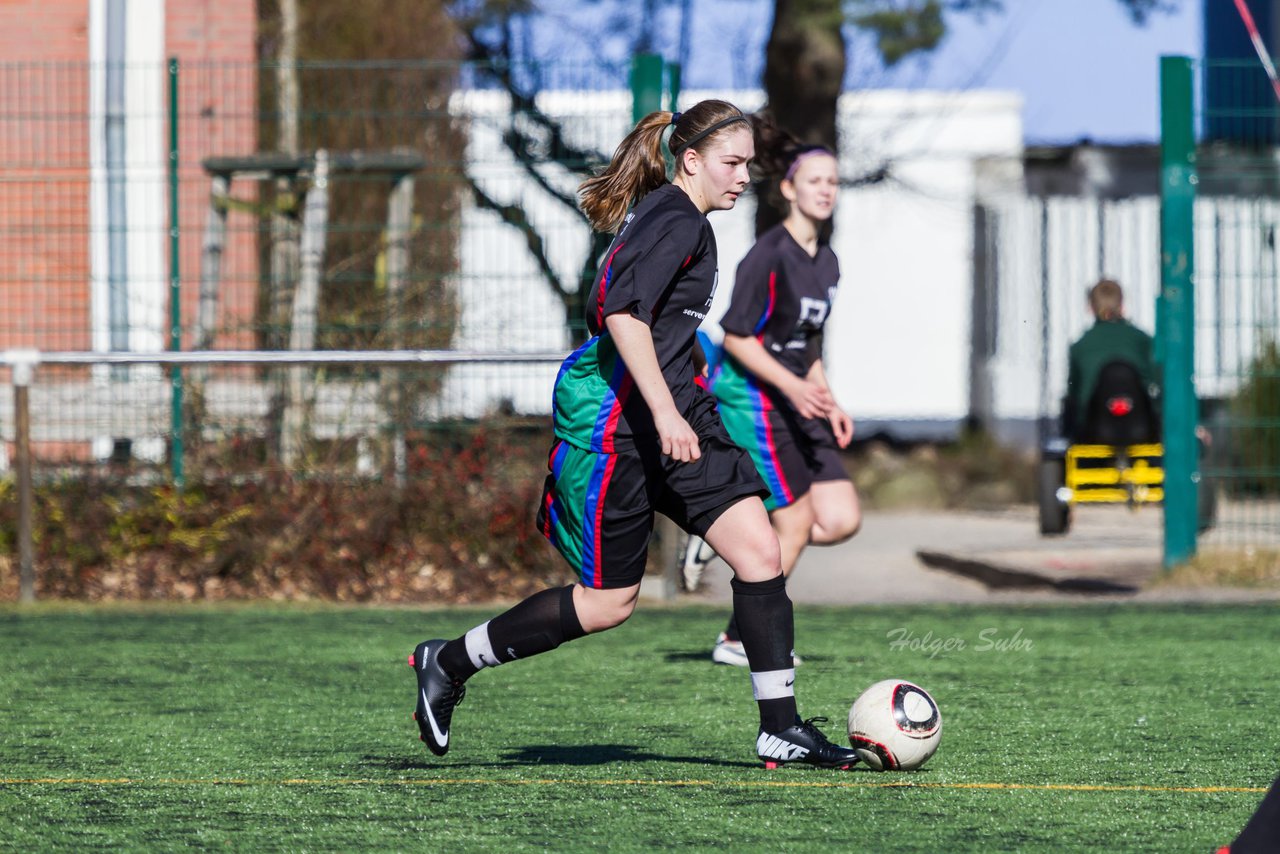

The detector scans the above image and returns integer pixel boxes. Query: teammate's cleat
[711,633,803,667]
[711,632,749,666]
[410,639,466,756]
[678,533,717,592]
[756,717,860,769]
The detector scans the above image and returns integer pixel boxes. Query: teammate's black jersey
[552,183,719,452]
[713,223,840,413]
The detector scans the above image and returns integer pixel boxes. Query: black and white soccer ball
[847,679,942,771]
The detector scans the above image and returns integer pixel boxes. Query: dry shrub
[0,428,573,603]
[1157,547,1280,589]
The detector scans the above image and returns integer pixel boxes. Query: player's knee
[838,507,863,541]
[738,525,783,580]
[575,588,639,633]
[814,507,861,545]
[583,609,632,633]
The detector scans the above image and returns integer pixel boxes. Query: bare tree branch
[467,176,570,303]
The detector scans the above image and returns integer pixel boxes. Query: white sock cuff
[750,668,796,701]
[464,622,497,670]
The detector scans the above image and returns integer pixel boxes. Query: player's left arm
[806,356,854,449]
[606,311,701,463]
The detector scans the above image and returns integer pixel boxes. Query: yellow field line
[0,777,1266,794]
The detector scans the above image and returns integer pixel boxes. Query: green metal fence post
[1159,55,1198,567]
[666,61,681,112]
[168,57,185,489]
[630,53,664,124]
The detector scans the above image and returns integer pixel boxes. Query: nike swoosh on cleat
[421,688,449,747]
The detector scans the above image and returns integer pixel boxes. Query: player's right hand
[654,410,701,463]
[786,378,835,420]
[830,408,854,449]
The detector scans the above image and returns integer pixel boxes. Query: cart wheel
[1038,457,1070,535]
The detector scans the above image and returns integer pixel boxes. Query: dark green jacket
[1066,318,1159,415]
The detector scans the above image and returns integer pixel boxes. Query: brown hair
[578,99,749,233]
[750,112,829,181]
[1089,278,1124,321]
[749,111,833,212]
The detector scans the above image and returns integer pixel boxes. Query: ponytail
[578,112,673,234]
[578,99,750,233]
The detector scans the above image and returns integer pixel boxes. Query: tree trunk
[270,0,301,461]
[277,0,299,156]
[281,150,329,468]
[760,0,845,234]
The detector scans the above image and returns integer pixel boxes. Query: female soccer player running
[698,116,862,667]
[410,100,858,770]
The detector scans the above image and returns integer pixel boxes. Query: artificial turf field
[1,602,1276,851]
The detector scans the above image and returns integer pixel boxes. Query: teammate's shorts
[536,391,768,589]
[716,402,848,512]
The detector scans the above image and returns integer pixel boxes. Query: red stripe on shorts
[591,453,619,588]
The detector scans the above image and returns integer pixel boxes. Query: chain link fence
[8,54,1280,582]
[1192,58,1280,558]
[0,58,646,487]
[0,57,702,602]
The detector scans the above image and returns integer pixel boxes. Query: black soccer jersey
[713,223,840,413]
[552,183,720,452]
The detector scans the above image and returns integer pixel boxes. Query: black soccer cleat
[409,639,466,756]
[756,717,860,770]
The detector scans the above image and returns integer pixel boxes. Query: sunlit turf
[1,602,1275,851]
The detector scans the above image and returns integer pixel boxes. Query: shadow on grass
[374,744,758,771]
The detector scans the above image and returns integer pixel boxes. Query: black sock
[1233,773,1280,854]
[730,574,797,733]
[439,585,584,681]
[723,613,740,642]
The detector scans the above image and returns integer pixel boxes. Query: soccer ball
[847,679,942,771]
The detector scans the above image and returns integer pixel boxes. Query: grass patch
[0,603,1274,851]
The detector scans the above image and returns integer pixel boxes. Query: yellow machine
[1066,443,1165,504]
[1037,360,1166,535]
[1038,440,1165,535]
[1038,361,1216,535]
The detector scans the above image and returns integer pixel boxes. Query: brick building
[0,0,258,354]
[0,0,258,466]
